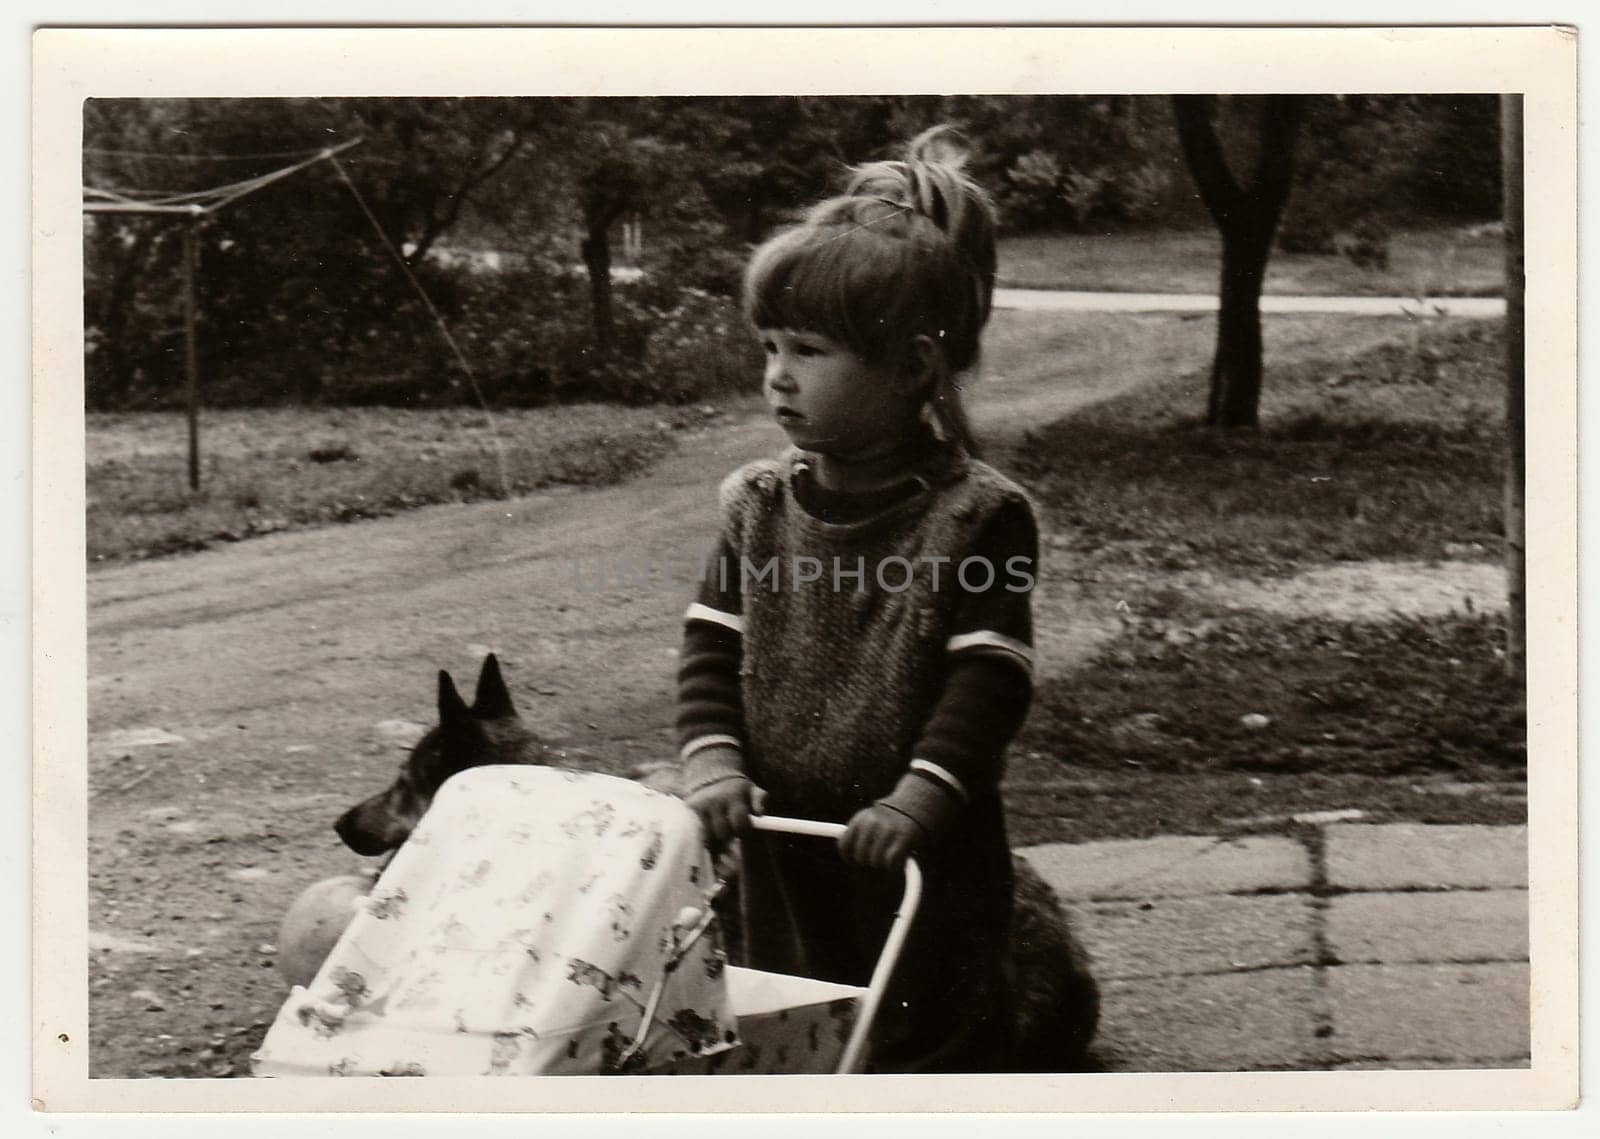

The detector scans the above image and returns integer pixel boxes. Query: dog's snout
[335,801,399,858]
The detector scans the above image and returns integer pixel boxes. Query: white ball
[277,873,373,988]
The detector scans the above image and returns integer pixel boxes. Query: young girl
[676,126,1038,1074]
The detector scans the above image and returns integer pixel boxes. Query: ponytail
[846,125,999,343]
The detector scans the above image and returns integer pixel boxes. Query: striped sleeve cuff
[680,738,747,796]
[909,758,971,804]
[879,770,964,841]
[946,630,1034,676]
[679,734,743,764]
[685,602,744,635]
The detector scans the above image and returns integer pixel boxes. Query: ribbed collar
[781,434,971,539]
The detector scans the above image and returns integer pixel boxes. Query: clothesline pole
[83,138,365,493]
[183,216,201,490]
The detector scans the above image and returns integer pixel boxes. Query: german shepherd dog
[335,654,1100,1072]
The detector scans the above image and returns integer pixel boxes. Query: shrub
[86,221,760,413]
[390,258,759,409]
[1100,160,1174,224]
[1334,217,1392,272]
[998,150,1179,233]
[1059,168,1106,228]
[1277,212,1338,255]
[998,150,1067,229]
[1279,212,1393,272]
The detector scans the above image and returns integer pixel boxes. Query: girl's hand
[686,775,764,849]
[840,803,925,871]
[840,770,963,870]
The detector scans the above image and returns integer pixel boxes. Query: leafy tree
[83,97,539,407]
[1277,95,1501,261]
[675,97,860,243]
[497,97,717,354]
[82,100,197,406]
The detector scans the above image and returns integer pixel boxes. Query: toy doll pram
[251,766,921,1076]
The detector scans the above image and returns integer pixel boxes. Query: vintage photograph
[33,26,1578,1115]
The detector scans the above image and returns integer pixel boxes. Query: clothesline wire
[84,142,362,212]
[82,135,512,500]
[85,144,339,161]
[327,152,512,499]
[207,147,351,211]
[85,181,201,200]
[112,169,286,206]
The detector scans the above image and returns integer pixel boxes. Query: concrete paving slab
[1323,962,1529,1062]
[1079,894,1318,980]
[1324,824,1527,890]
[1019,835,1311,901]
[1327,890,1528,965]
[1095,968,1321,1072]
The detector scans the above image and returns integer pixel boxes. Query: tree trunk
[1172,95,1305,429]
[1501,94,1525,683]
[580,219,614,353]
[89,225,159,407]
[1209,232,1273,427]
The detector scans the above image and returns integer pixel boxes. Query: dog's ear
[439,669,472,727]
[472,653,517,720]
[438,668,488,763]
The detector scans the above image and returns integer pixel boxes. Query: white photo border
[31,22,1580,1117]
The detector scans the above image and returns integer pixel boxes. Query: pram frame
[743,815,924,1075]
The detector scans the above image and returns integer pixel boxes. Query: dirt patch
[1196,560,1506,622]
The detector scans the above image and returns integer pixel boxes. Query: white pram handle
[746,815,924,1075]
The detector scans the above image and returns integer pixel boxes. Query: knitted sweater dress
[677,440,1039,1072]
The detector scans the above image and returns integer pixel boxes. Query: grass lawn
[1000,318,1507,574]
[1000,316,1522,840]
[997,226,1506,298]
[1004,612,1523,845]
[87,404,684,563]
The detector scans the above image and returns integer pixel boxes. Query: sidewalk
[1019,822,1529,1072]
[993,287,1506,319]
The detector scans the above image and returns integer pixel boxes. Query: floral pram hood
[253,766,739,1076]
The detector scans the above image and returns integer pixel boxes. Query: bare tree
[1171,95,1306,428]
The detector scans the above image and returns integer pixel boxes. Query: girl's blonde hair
[743,125,998,455]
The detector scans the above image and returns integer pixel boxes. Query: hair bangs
[743,221,932,365]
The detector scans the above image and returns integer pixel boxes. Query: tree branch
[1248,96,1306,235]
[407,132,529,266]
[1171,95,1246,230]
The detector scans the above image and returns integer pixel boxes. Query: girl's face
[757,327,925,459]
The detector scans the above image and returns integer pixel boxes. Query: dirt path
[83,327,1160,1077]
